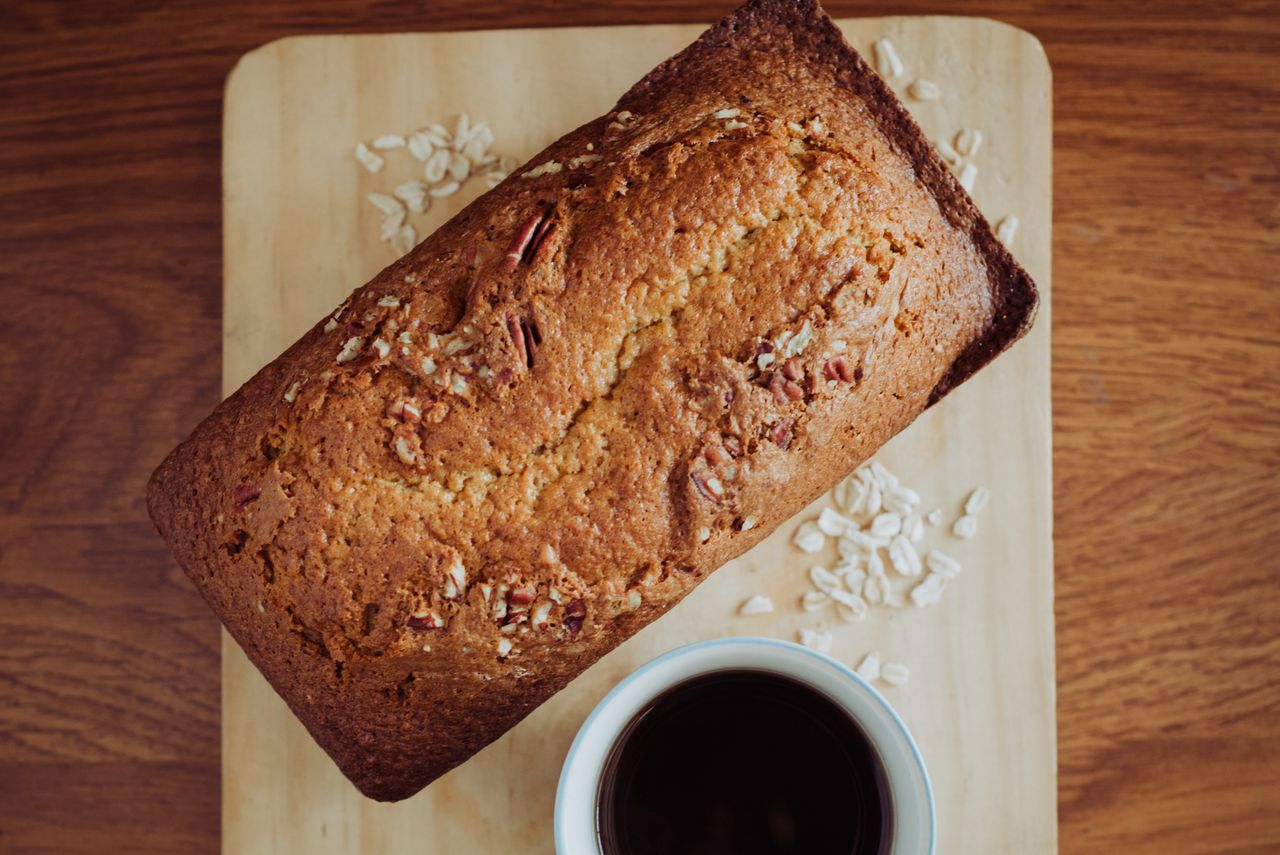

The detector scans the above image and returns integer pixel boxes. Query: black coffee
[597,669,890,855]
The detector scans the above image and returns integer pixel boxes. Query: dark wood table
[1,1,1276,852]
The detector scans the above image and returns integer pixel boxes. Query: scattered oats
[885,485,920,514]
[955,127,984,157]
[394,180,429,213]
[453,113,471,148]
[873,38,905,79]
[888,535,923,577]
[723,120,749,130]
[958,162,978,192]
[522,160,563,178]
[837,599,868,623]
[421,356,437,375]
[372,134,406,149]
[845,528,887,555]
[862,573,890,606]
[738,594,774,616]
[908,79,941,100]
[953,514,978,539]
[838,564,868,592]
[366,192,403,216]
[391,223,417,255]
[910,573,947,607]
[497,637,513,657]
[429,180,461,198]
[903,513,924,543]
[866,482,883,516]
[831,479,850,510]
[462,123,494,162]
[793,521,826,553]
[799,627,833,654]
[336,336,363,363]
[818,507,854,537]
[407,132,434,161]
[936,137,962,166]
[424,148,450,183]
[380,210,406,241]
[713,107,741,119]
[448,151,471,182]
[880,662,909,686]
[925,550,962,579]
[355,142,384,173]
[809,565,841,594]
[838,477,868,515]
[926,508,943,526]
[697,526,712,543]
[283,381,301,403]
[965,486,991,515]
[829,585,864,610]
[997,216,1020,247]
[484,172,507,190]
[371,338,391,359]
[856,650,881,682]
[802,590,830,612]
[869,461,898,490]
[426,123,451,145]
[377,294,401,308]
[500,156,520,173]
[870,512,902,539]
[393,436,416,465]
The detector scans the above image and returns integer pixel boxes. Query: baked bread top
[148,0,1036,801]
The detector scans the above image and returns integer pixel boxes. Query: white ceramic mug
[554,636,935,854]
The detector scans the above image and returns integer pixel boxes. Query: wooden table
[0,1,1275,853]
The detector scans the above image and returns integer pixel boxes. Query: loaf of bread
[148,0,1036,801]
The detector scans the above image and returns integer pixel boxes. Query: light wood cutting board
[222,15,1053,853]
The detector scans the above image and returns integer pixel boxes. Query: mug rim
[553,635,936,855]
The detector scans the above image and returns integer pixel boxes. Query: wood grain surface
[220,18,1052,854]
[0,1,1276,854]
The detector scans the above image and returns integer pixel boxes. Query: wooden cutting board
[222,15,1053,853]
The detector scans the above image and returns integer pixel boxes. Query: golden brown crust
[148,0,1037,801]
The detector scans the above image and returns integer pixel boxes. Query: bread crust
[148,0,1036,801]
